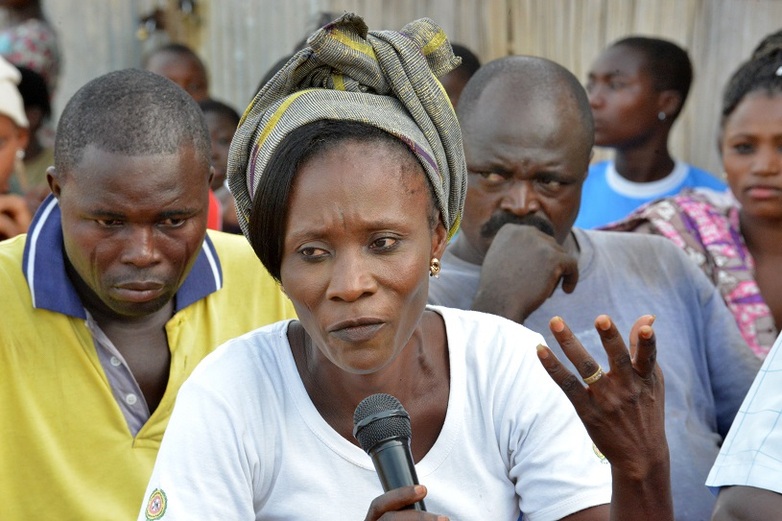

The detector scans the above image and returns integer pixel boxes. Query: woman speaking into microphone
[139,13,672,521]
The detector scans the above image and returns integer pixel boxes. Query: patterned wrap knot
[227,12,467,242]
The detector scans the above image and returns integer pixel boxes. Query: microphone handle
[370,438,426,511]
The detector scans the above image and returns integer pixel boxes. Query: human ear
[47,166,63,199]
[431,219,448,259]
[657,89,683,120]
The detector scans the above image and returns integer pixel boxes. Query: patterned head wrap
[227,12,467,242]
[0,19,60,96]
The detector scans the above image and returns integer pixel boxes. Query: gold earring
[429,257,441,278]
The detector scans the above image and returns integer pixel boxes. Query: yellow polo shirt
[0,197,295,520]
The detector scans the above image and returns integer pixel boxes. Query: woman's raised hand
[537,314,673,521]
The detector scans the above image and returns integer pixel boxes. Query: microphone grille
[353,393,412,454]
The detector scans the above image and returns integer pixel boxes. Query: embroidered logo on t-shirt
[145,488,167,520]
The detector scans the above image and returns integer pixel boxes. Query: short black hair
[55,68,211,173]
[199,98,241,126]
[450,43,481,79]
[248,120,433,282]
[751,28,782,60]
[721,47,782,127]
[611,36,693,119]
[16,65,51,120]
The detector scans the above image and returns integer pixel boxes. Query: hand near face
[0,194,32,240]
[364,486,447,521]
[537,314,667,474]
[472,224,578,323]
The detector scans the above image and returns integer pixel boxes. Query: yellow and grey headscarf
[227,12,467,241]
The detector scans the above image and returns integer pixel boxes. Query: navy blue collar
[22,195,223,318]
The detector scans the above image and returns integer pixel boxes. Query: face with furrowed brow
[279,138,446,374]
[458,79,590,261]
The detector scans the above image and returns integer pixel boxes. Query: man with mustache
[428,55,761,521]
[0,69,295,520]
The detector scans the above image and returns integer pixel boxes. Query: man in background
[429,55,760,521]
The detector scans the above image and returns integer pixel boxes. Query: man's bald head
[454,56,595,252]
[457,55,594,161]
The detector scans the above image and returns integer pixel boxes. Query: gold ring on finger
[583,366,604,385]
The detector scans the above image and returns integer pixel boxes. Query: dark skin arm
[471,225,578,323]
[712,486,782,521]
[538,314,673,521]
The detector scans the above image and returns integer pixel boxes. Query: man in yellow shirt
[0,68,295,520]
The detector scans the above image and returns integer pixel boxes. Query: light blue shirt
[576,159,727,229]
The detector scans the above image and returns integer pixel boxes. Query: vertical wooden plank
[603,0,635,42]
[576,0,608,82]
[688,0,782,175]
[485,0,505,61]
[45,0,143,116]
[32,0,782,177]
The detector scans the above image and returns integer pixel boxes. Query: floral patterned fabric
[606,188,776,358]
[0,18,61,96]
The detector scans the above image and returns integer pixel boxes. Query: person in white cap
[0,54,31,239]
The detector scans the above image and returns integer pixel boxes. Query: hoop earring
[658,111,666,121]
[429,257,441,278]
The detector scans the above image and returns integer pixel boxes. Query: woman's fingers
[625,314,659,381]
[591,315,636,384]
[548,316,604,385]
[539,314,667,473]
[363,486,446,521]
[545,315,659,387]
[536,343,590,410]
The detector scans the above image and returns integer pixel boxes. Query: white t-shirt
[139,306,611,521]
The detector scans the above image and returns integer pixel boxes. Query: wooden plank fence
[31,0,782,175]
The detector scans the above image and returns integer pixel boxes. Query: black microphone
[353,393,426,512]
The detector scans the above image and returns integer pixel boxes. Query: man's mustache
[480,212,556,239]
